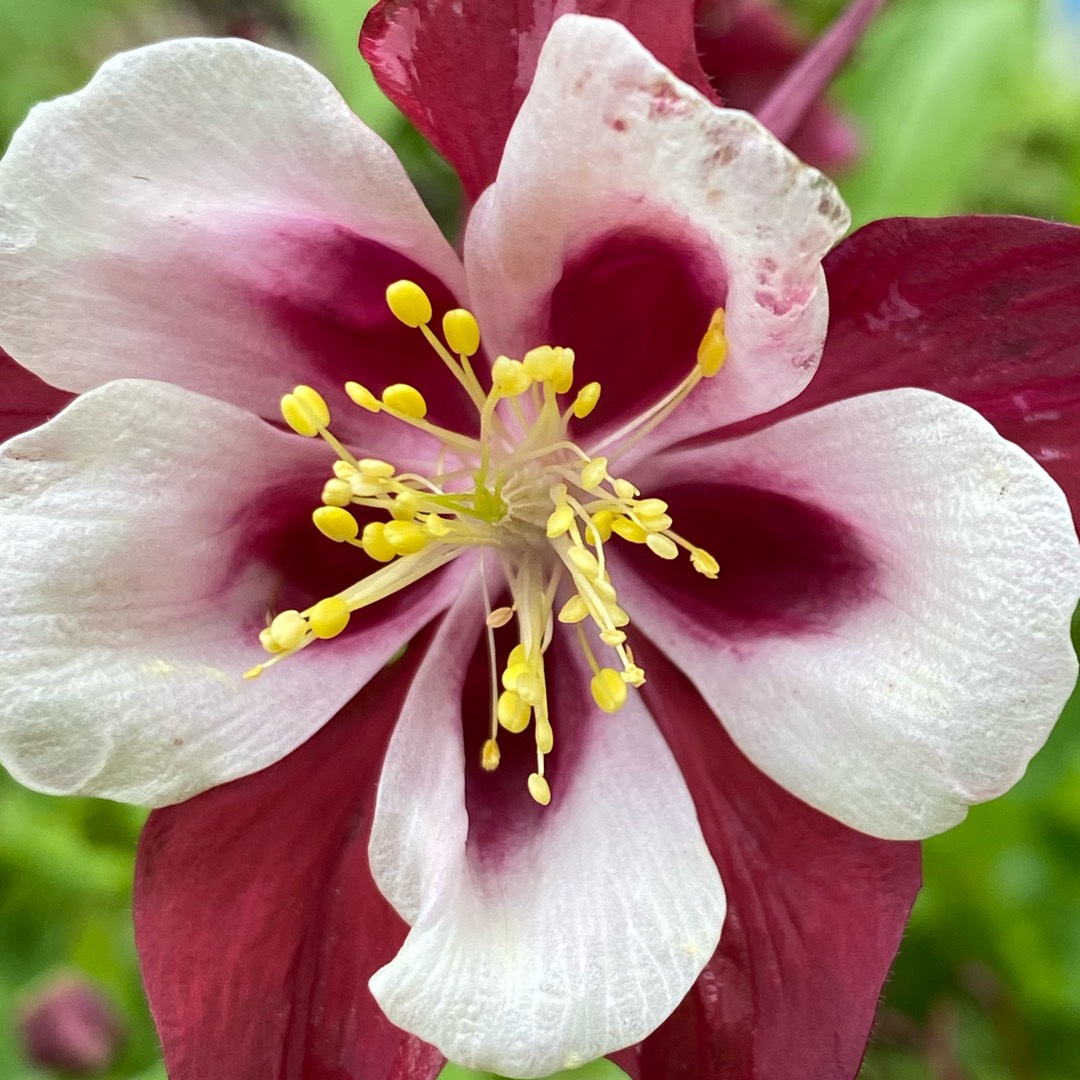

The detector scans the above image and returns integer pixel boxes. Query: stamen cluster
[246,280,727,805]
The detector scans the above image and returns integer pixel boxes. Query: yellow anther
[502,661,529,692]
[269,609,307,651]
[382,383,428,419]
[390,489,422,521]
[312,506,360,543]
[646,533,679,560]
[580,456,608,490]
[572,381,601,419]
[295,384,330,425]
[691,548,720,578]
[321,478,354,507]
[443,309,481,357]
[382,520,429,555]
[613,478,639,500]
[308,597,351,639]
[333,460,358,479]
[591,667,629,713]
[622,665,647,688]
[592,576,618,603]
[528,772,552,806]
[425,514,451,537]
[599,628,627,646]
[558,595,590,623]
[697,308,728,377]
[481,738,501,771]
[358,458,396,479]
[345,381,381,412]
[636,498,669,517]
[640,512,673,533]
[497,689,531,733]
[361,521,397,563]
[568,546,601,577]
[535,717,554,754]
[491,356,532,397]
[585,510,615,544]
[546,503,575,539]
[522,346,575,393]
[258,627,283,653]
[609,604,631,627]
[507,643,527,668]
[516,668,545,707]
[280,392,321,437]
[612,517,648,543]
[243,664,264,680]
[386,279,432,327]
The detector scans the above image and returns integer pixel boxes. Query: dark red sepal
[134,635,443,1080]
[612,640,921,1080]
[0,349,73,444]
[750,216,1080,528]
[360,0,715,203]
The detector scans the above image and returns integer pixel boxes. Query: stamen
[253,286,730,805]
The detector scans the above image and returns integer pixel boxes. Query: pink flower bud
[18,974,125,1076]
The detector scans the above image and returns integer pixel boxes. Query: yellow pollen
[308,597,351,639]
[382,520,429,555]
[580,456,608,490]
[697,308,728,377]
[528,772,552,806]
[345,382,381,412]
[252,282,730,807]
[443,309,481,357]
[312,506,360,543]
[481,737,501,771]
[321,478,353,507]
[497,690,531,733]
[691,548,720,578]
[591,667,629,713]
[381,383,428,419]
[572,381,601,419]
[360,521,397,563]
[491,356,532,397]
[268,609,306,651]
[386,279,433,327]
[281,385,331,437]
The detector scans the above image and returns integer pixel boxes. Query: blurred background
[1,0,1079,1077]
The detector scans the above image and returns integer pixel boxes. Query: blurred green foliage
[1,0,1079,1077]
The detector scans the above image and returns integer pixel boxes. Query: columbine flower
[1,7,1078,1080]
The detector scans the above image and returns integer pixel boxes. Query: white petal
[464,14,847,450]
[368,585,724,1078]
[0,380,459,806]
[620,388,1080,840]
[0,38,464,423]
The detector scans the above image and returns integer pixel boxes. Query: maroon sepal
[612,641,921,1080]
[695,0,864,172]
[360,0,714,202]
[0,349,73,444]
[133,636,443,1080]
[749,216,1080,527]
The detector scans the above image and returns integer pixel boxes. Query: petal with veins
[0,380,460,806]
[618,388,1080,840]
[368,584,724,1078]
[0,37,467,438]
[465,14,848,458]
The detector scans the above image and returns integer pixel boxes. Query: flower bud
[18,973,125,1075]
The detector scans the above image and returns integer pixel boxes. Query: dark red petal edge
[0,349,73,444]
[134,632,444,1080]
[723,216,1080,529]
[360,0,715,202]
[612,640,921,1080]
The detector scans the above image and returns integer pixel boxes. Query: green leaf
[438,1058,630,1080]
